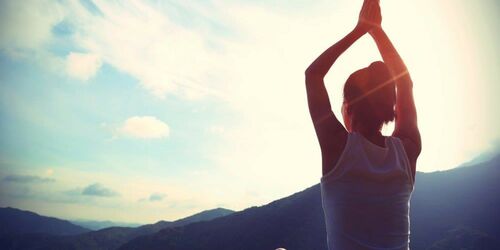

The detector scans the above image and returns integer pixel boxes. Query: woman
[305,0,421,249]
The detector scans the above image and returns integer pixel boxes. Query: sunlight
[0,0,497,224]
[323,0,496,172]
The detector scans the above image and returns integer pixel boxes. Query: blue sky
[0,0,499,223]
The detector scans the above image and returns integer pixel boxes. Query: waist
[326,229,410,250]
[323,206,410,249]
[321,181,412,249]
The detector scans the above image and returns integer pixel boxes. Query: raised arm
[305,27,367,126]
[369,16,422,175]
[305,0,380,175]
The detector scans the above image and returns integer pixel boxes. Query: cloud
[64,0,227,98]
[3,174,55,183]
[149,193,166,202]
[118,116,170,139]
[0,0,65,71]
[66,52,102,80]
[0,0,63,52]
[0,1,236,98]
[82,183,119,197]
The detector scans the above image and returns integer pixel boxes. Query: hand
[356,0,382,33]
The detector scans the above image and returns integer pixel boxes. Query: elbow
[305,67,325,80]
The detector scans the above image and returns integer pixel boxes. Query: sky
[0,0,499,224]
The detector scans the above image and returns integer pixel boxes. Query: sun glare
[332,0,495,172]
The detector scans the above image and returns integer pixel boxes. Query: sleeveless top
[320,132,415,250]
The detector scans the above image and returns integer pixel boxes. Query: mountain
[169,207,234,227]
[1,154,499,249]
[427,226,499,250]
[136,208,234,234]
[71,220,142,231]
[409,154,500,249]
[120,154,500,250]
[121,185,327,250]
[0,207,234,250]
[0,207,90,236]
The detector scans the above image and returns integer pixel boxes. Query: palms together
[357,0,382,32]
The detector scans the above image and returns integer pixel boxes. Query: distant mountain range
[120,153,500,250]
[0,207,234,249]
[0,207,89,236]
[69,208,237,232]
[409,154,500,249]
[71,220,142,231]
[1,153,499,249]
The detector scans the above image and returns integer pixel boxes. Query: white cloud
[65,0,226,99]
[0,0,65,72]
[119,116,170,139]
[0,0,63,52]
[66,52,102,81]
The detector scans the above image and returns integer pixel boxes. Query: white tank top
[320,132,415,250]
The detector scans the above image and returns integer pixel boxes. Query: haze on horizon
[0,0,499,224]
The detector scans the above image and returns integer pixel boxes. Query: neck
[351,122,382,137]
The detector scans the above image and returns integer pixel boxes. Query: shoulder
[392,127,421,162]
[321,131,350,176]
[391,134,420,182]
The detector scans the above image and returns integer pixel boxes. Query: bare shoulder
[393,129,421,180]
[393,128,421,161]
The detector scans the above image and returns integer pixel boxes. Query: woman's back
[305,1,421,248]
[320,132,414,250]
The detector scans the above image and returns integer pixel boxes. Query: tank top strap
[387,136,415,187]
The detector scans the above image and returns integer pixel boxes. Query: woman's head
[342,61,396,133]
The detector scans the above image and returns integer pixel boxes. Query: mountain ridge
[120,153,500,250]
[0,207,234,250]
[71,220,142,231]
[1,153,498,249]
[0,207,90,236]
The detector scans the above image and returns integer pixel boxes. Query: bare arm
[305,28,364,174]
[306,0,380,78]
[370,26,422,176]
[306,0,379,175]
[305,26,367,124]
